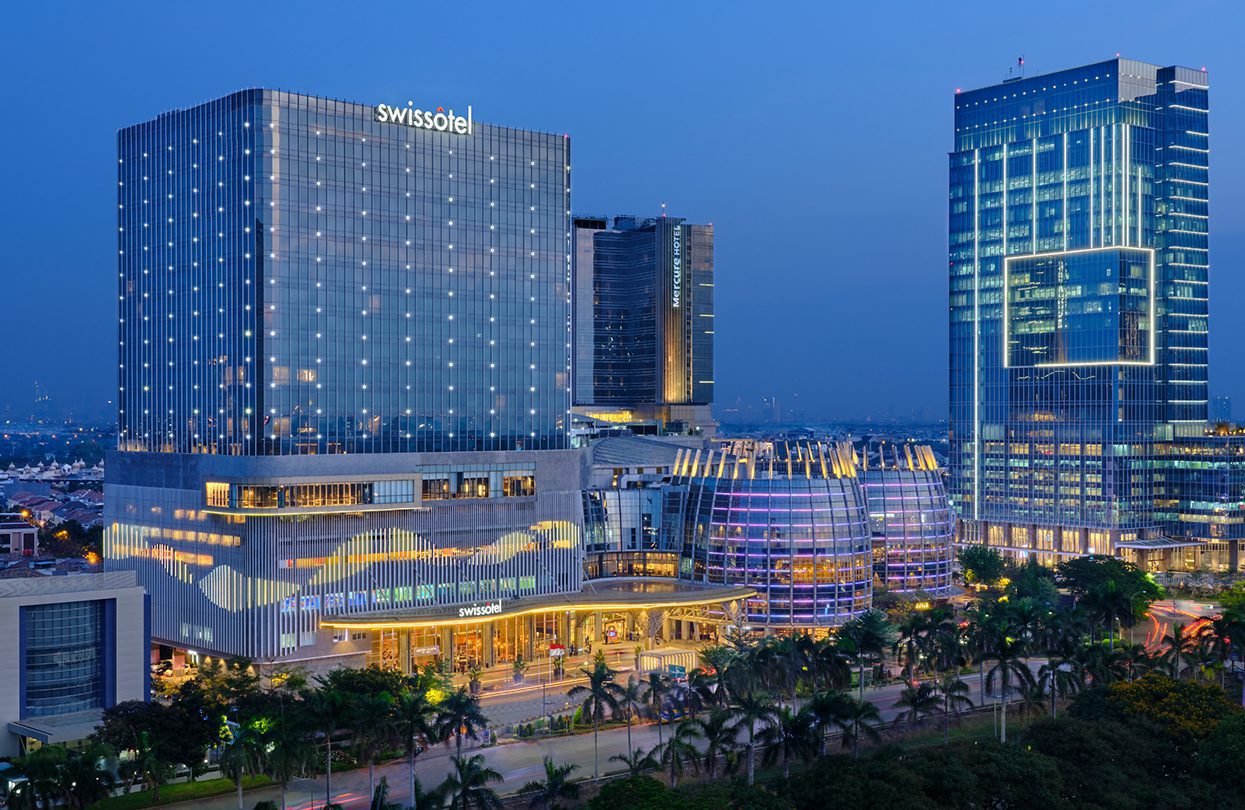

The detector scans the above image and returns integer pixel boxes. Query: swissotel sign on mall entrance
[457,600,503,618]
[374,103,474,135]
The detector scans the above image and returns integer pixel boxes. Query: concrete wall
[0,572,147,757]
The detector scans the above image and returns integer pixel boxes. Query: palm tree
[1205,615,1238,689]
[1005,597,1046,647]
[928,618,967,677]
[1079,586,1112,646]
[518,757,580,810]
[1086,580,1143,651]
[1039,605,1088,657]
[1079,643,1126,686]
[935,672,974,744]
[965,601,1001,707]
[693,707,739,778]
[698,644,738,680]
[794,632,819,695]
[1015,679,1048,723]
[839,697,882,761]
[59,746,117,810]
[811,636,853,691]
[436,688,489,759]
[352,691,397,803]
[838,609,897,700]
[1159,622,1193,679]
[609,747,658,777]
[441,753,504,810]
[719,642,767,705]
[893,610,934,681]
[892,680,940,727]
[1118,641,1154,683]
[806,689,854,755]
[1038,655,1081,719]
[1211,609,1245,703]
[686,667,719,714]
[407,775,447,810]
[392,688,437,810]
[259,672,311,810]
[304,685,349,807]
[370,775,402,810]
[762,635,806,706]
[729,690,778,785]
[1185,623,1218,683]
[984,630,1034,743]
[654,720,702,788]
[13,748,68,809]
[260,719,307,810]
[757,705,817,780]
[218,722,263,810]
[567,660,623,778]
[617,675,646,756]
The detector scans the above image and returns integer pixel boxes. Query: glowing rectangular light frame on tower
[1002,246,1156,369]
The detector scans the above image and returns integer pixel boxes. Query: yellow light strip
[319,591,758,630]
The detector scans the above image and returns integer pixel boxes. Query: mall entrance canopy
[1116,536,1207,572]
[320,580,755,673]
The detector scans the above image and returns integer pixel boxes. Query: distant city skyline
[3,2,1244,421]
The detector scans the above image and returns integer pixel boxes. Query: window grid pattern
[949,59,1210,548]
[666,453,872,629]
[22,600,105,717]
[118,90,572,455]
[860,468,954,594]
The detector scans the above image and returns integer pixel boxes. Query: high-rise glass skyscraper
[117,90,570,455]
[106,91,586,666]
[949,59,1210,561]
[571,215,714,434]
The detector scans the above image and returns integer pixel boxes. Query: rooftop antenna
[660,201,667,218]
[1007,56,1026,82]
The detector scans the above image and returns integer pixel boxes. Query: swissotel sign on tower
[374,103,474,135]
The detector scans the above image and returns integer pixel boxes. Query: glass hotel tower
[949,59,1210,561]
[571,215,715,434]
[105,90,586,665]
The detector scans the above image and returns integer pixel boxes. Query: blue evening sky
[1,1,1243,421]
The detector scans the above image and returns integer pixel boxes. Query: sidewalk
[158,668,1017,810]
[449,646,644,697]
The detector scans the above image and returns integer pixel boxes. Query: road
[1141,598,1219,650]
[170,670,1019,810]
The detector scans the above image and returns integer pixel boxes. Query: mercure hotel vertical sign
[671,224,683,309]
[374,103,474,135]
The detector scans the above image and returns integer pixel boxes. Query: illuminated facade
[665,442,873,630]
[860,445,954,595]
[949,59,1211,561]
[1146,427,1245,572]
[105,451,585,663]
[106,90,586,667]
[582,435,685,579]
[117,90,571,455]
[572,215,715,434]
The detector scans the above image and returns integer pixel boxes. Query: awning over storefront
[1116,537,1205,550]
[8,710,103,746]
[320,580,757,630]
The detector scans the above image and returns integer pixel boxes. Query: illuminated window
[503,475,535,497]
[205,482,230,508]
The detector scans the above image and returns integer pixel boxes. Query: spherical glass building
[859,444,954,596]
[666,442,872,631]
